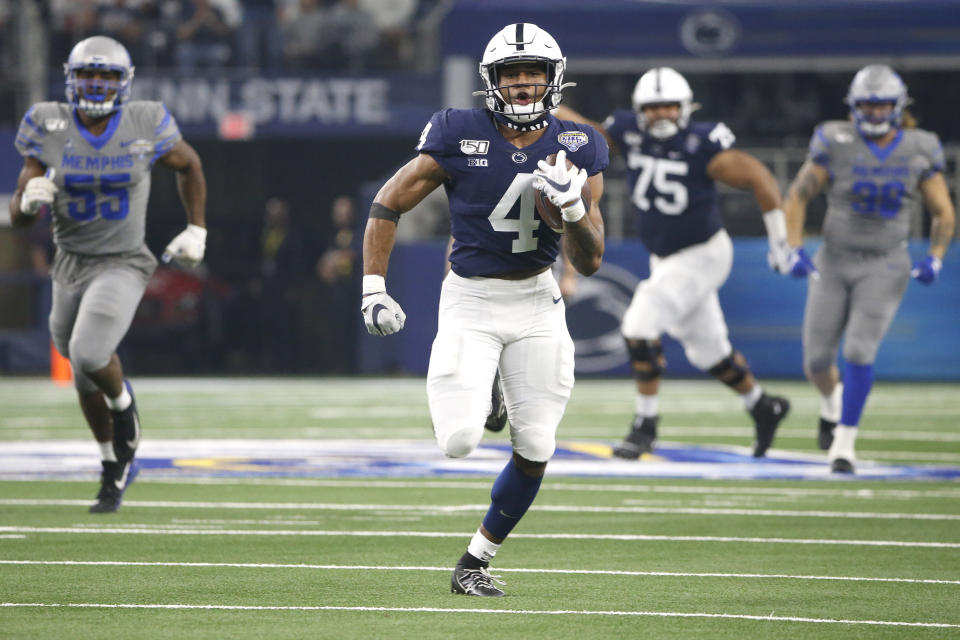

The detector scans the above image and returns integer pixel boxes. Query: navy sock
[481,458,543,540]
[840,362,874,426]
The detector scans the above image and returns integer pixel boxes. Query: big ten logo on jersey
[467,158,488,167]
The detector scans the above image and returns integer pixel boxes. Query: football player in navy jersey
[556,67,790,459]
[361,23,608,596]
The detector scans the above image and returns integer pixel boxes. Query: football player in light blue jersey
[9,36,208,512]
[361,23,607,596]
[779,64,955,473]
[557,67,791,459]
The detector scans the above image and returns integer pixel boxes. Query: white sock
[829,424,858,462]
[821,383,843,422]
[98,441,117,462]
[634,394,658,417]
[466,529,501,564]
[741,384,763,411]
[105,385,131,412]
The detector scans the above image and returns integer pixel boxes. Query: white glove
[762,208,790,274]
[162,224,207,267]
[20,170,58,216]
[533,149,588,223]
[361,275,406,336]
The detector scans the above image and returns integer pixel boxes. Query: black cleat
[111,380,141,464]
[612,415,659,459]
[750,393,790,457]
[818,418,836,450]
[451,563,505,597]
[484,372,509,433]
[831,457,855,474]
[89,460,138,514]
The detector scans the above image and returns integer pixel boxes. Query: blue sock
[481,458,543,540]
[840,362,874,427]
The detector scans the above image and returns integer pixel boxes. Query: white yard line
[0,602,956,628]
[85,477,960,499]
[3,498,959,520]
[3,559,958,585]
[1,526,957,548]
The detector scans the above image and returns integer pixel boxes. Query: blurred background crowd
[0,0,957,378]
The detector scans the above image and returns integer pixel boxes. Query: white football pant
[621,229,733,370]
[427,269,575,462]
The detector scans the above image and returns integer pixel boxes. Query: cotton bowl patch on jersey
[558,130,589,152]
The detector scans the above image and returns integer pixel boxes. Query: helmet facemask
[485,59,561,124]
[67,67,129,117]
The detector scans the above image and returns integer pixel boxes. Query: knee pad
[67,340,111,377]
[512,427,555,463]
[708,350,750,389]
[804,348,835,376]
[842,340,879,367]
[625,339,665,382]
[440,425,482,459]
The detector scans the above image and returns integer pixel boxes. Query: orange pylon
[50,341,72,386]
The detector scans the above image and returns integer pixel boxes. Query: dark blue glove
[786,247,817,279]
[911,255,942,285]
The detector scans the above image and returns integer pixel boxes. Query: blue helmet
[845,64,908,138]
[64,36,135,117]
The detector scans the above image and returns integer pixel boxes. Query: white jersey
[15,101,182,255]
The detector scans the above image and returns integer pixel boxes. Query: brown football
[534,153,592,232]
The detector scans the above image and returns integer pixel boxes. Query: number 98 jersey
[15,101,182,255]
[417,108,608,277]
[807,120,944,253]
[604,109,734,258]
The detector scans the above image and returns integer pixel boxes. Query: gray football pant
[802,245,910,374]
[50,267,148,393]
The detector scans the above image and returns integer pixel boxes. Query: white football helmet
[64,36,135,118]
[474,23,573,128]
[845,64,909,138]
[631,67,699,139]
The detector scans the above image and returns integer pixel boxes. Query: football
[534,153,592,232]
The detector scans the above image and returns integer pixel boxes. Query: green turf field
[1,377,958,639]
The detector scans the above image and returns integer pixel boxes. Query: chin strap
[491,112,551,132]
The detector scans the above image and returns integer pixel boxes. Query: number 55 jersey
[15,101,181,255]
[806,120,944,253]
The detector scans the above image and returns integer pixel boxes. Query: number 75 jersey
[807,120,944,253]
[15,101,181,255]
[604,110,734,258]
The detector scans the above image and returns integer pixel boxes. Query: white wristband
[561,199,586,223]
[362,274,386,295]
[186,224,207,241]
[762,208,787,244]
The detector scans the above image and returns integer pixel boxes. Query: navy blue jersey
[417,108,608,277]
[604,109,734,257]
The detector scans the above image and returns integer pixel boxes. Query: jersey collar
[860,128,903,163]
[72,107,123,151]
